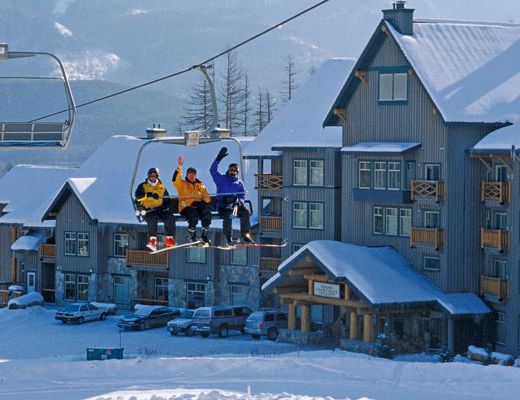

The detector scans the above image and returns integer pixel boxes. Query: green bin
[87,347,124,360]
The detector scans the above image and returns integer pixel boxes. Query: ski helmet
[147,167,159,176]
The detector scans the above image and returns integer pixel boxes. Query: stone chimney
[383,1,415,35]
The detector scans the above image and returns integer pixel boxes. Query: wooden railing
[132,297,168,306]
[260,216,283,231]
[411,180,445,201]
[39,244,56,258]
[480,275,509,301]
[126,250,168,267]
[481,181,509,204]
[255,174,283,191]
[259,257,281,274]
[480,228,509,252]
[410,227,444,249]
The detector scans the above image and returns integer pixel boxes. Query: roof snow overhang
[342,141,421,155]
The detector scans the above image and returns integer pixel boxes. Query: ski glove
[216,147,228,161]
[151,193,160,199]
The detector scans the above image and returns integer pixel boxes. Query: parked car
[55,303,108,324]
[167,309,196,336]
[245,310,288,340]
[191,306,252,338]
[117,306,182,330]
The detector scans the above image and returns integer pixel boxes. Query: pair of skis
[150,240,287,254]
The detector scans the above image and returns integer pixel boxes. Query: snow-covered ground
[0,307,519,400]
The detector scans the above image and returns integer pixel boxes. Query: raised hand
[177,155,184,167]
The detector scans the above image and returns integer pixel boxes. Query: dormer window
[378,70,408,101]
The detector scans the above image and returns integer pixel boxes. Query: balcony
[255,174,283,191]
[126,250,168,268]
[410,227,444,249]
[39,244,56,258]
[480,275,508,301]
[481,181,509,204]
[260,216,283,231]
[411,180,445,202]
[480,228,509,252]
[259,257,281,274]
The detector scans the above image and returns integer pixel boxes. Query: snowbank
[467,345,514,366]
[91,302,118,315]
[7,292,44,309]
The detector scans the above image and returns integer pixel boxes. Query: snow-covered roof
[342,142,421,154]
[10,231,51,252]
[0,165,75,227]
[471,123,520,154]
[44,135,258,225]
[263,240,490,315]
[244,58,355,158]
[389,19,520,124]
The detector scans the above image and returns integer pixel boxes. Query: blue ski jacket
[210,159,245,208]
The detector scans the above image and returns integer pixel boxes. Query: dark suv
[191,306,252,338]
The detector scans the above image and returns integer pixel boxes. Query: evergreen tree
[182,64,216,131]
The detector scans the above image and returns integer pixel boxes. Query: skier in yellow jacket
[135,167,176,251]
[172,155,212,243]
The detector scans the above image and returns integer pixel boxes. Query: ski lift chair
[0,43,76,149]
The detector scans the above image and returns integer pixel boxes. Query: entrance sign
[314,281,340,298]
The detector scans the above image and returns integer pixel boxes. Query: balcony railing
[410,227,444,249]
[255,174,283,191]
[480,228,509,252]
[411,180,445,201]
[126,250,168,267]
[260,216,283,231]
[481,181,509,204]
[259,257,281,274]
[39,244,56,258]
[480,275,509,301]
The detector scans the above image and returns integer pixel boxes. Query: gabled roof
[43,135,258,225]
[471,123,520,154]
[0,165,75,227]
[244,58,355,158]
[263,240,490,316]
[325,18,520,125]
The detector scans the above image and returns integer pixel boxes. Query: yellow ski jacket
[172,167,211,212]
[135,179,169,210]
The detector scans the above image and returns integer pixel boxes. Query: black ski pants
[218,203,251,239]
[180,201,212,230]
[145,209,176,237]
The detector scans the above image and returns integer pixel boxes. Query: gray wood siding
[55,194,98,274]
[0,226,15,282]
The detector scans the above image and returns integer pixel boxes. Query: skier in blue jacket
[210,147,253,245]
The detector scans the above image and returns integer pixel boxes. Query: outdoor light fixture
[0,43,8,60]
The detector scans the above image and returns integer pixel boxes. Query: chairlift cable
[28,0,331,123]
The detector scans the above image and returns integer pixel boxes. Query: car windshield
[62,304,80,312]
[181,310,194,318]
[248,312,265,321]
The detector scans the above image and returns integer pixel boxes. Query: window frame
[423,256,440,271]
[358,160,371,189]
[385,207,398,236]
[373,206,383,235]
[495,311,506,346]
[64,273,76,300]
[114,233,128,257]
[424,163,441,181]
[293,159,308,186]
[64,232,77,256]
[186,281,206,309]
[77,232,90,257]
[155,277,169,301]
[378,70,408,102]
[76,274,89,301]
[308,202,324,230]
[309,159,324,186]
[374,161,387,190]
[230,284,247,306]
[387,161,401,190]
[424,210,440,229]
[399,208,412,237]
[292,201,308,229]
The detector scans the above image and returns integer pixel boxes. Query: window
[65,274,76,300]
[424,211,440,228]
[293,160,308,185]
[388,162,401,190]
[187,282,206,309]
[293,202,307,228]
[309,203,324,229]
[374,162,386,190]
[373,206,383,235]
[77,274,89,301]
[230,284,247,306]
[424,256,440,271]
[405,161,415,190]
[399,208,412,236]
[293,202,324,230]
[379,72,408,101]
[65,232,77,255]
[493,260,507,279]
[114,233,128,257]
[309,160,324,186]
[495,213,507,230]
[424,164,440,181]
[155,277,169,301]
[496,312,506,345]
[359,161,371,189]
[385,207,398,235]
[495,165,508,182]
[77,233,89,256]
[293,159,324,186]
[231,248,247,265]
[187,247,206,263]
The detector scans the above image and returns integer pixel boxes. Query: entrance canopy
[263,241,490,316]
